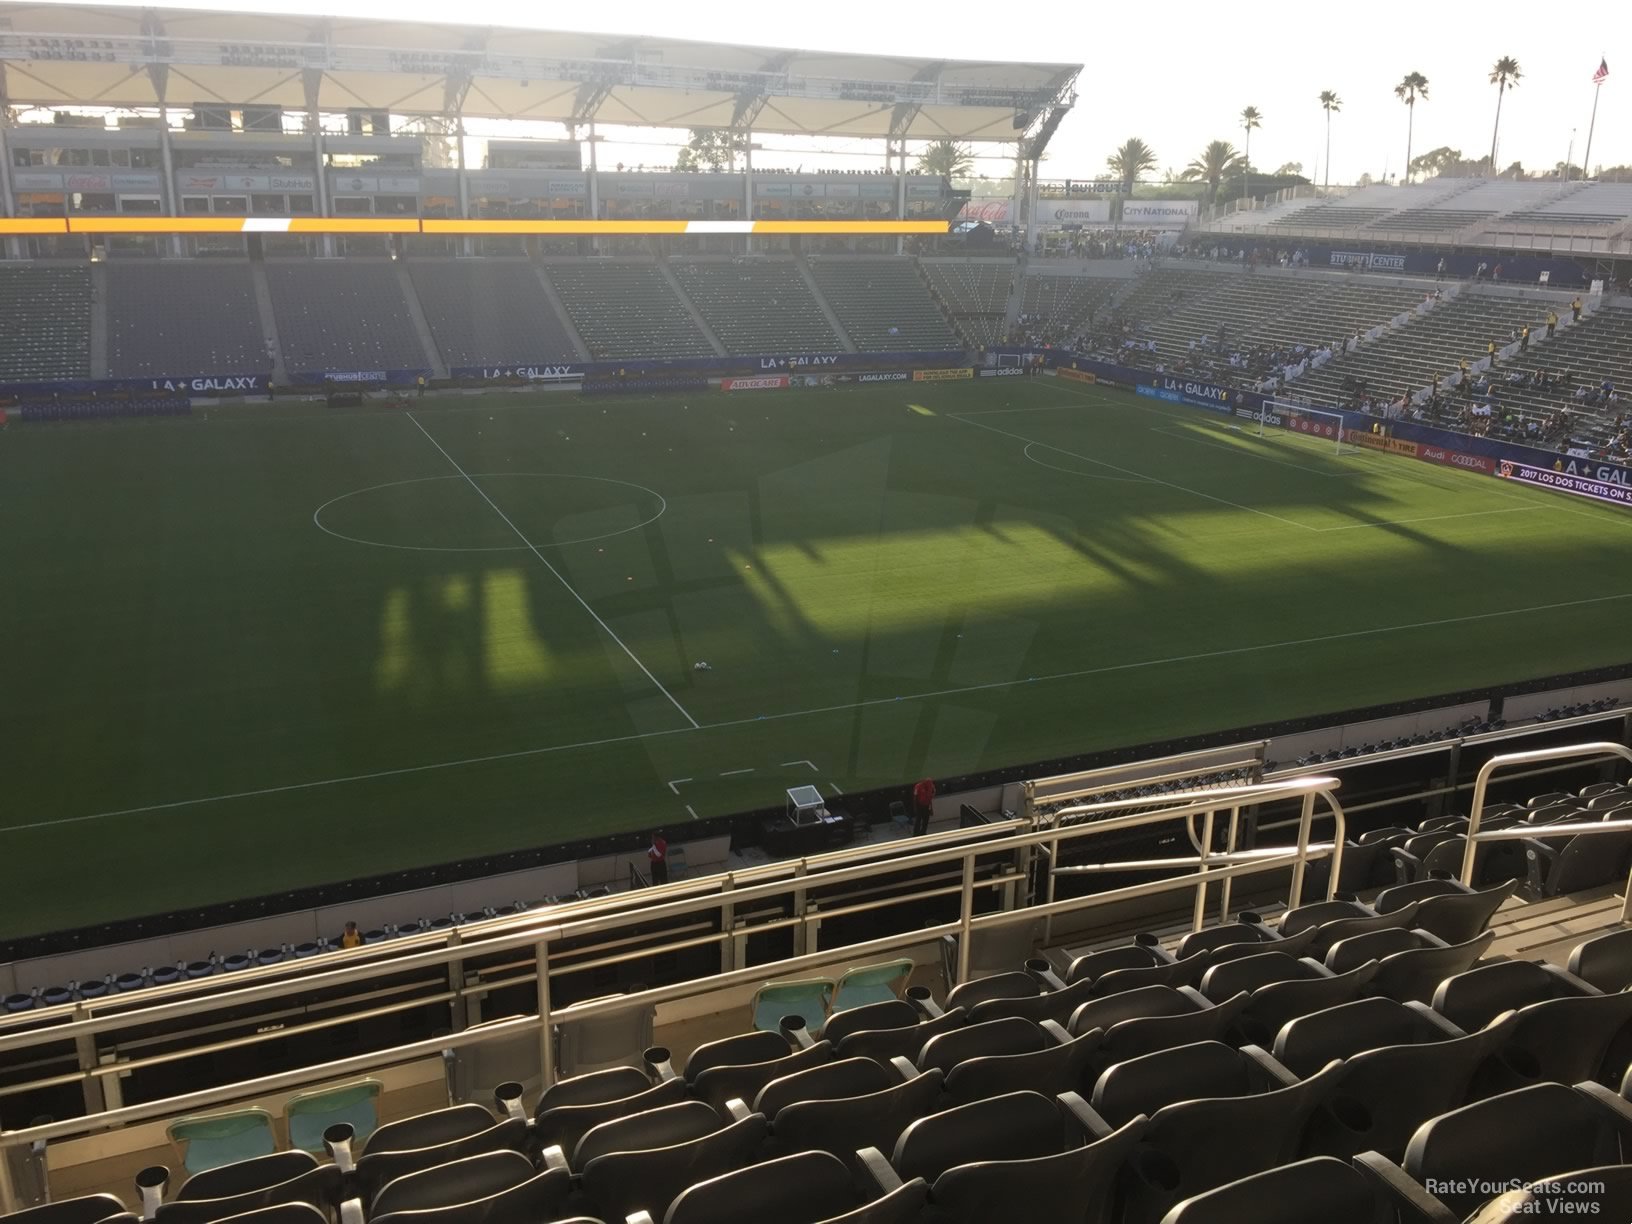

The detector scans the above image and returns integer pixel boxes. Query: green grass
[5,376,1632,938]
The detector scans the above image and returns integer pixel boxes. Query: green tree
[674,128,745,173]
[916,140,974,178]
[1106,137,1157,221]
[1240,106,1262,200]
[1395,72,1429,181]
[1274,161,1304,176]
[1318,90,1342,190]
[1488,56,1522,171]
[1181,140,1244,205]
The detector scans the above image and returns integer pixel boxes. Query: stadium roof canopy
[0,4,1081,142]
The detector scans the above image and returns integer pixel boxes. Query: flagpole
[1582,80,1603,181]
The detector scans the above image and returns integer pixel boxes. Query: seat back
[1091,1041,1250,1128]
[1277,900,1373,938]
[1236,962,1377,1046]
[943,971,1039,1012]
[283,1080,381,1154]
[1464,1163,1632,1224]
[772,1068,945,1178]
[891,1090,1063,1182]
[1301,904,1422,958]
[1322,928,1423,974]
[818,999,918,1048]
[1486,989,1632,1090]
[917,1017,1045,1075]
[153,1167,341,1224]
[557,996,654,1077]
[751,978,836,1034]
[579,1113,769,1224]
[1118,1060,1341,1224]
[693,1041,833,1113]
[1068,985,1195,1036]
[1065,943,1162,986]
[363,1104,496,1157]
[167,1110,276,1176]
[368,1167,571,1224]
[1413,881,1516,944]
[1272,996,1436,1079]
[1174,923,1266,960]
[1405,1083,1623,1218]
[534,1078,687,1165]
[831,960,913,1014]
[1095,994,1249,1067]
[1569,928,1632,993]
[1198,952,1306,1000]
[836,1008,967,1067]
[968,976,1096,1027]
[754,1056,892,1118]
[928,1115,1147,1224]
[942,1027,1101,1106]
[1302,1023,1507,1161]
[533,1066,650,1115]
[1155,1156,1393,1224]
[1369,931,1494,1004]
[207,1207,324,1224]
[356,1119,527,1206]
[662,1149,856,1224]
[572,1099,720,1168]
[683,1030,790,1081]
[1545,827,1632,894]
[176,1154,317,1203]
[2,1196,131,1224]
[370,1150,532,1218]
[1091,954,1207,996]
[1431,959,1574,1031]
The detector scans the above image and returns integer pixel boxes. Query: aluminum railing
[1459,742,1632,921]
[0,772,1345,1208]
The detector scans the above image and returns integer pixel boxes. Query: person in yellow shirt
[1547,310,1558,338]
[340,921,364,949]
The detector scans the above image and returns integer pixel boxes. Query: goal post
[1256,401,1351,456]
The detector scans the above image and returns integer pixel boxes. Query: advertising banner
[147,374,267,394]
[721,376,790,391]
[979,367,1028,378]
[1417,444,1497,475]
[1288,414,1342,440]
[912,368,974,382]
[1031,201,1112,228]
[1135,374,1237,414]
[1056,367,1097,384]
[1120,201,1198,229]
[856,371,910,383]
[452,365,583,382]
[1343,429,1420,458]
[1497,462,1632,507]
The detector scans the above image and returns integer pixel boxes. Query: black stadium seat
[769,1067,945,1180]
[659,1149,927,1224]
[0,1197,132,1224]
[754,1056,894,1118]
[1156,1156,1402,1224]
[577,1108,768,1223]
[1569,928,1632,992]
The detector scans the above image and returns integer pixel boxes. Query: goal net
[1256,401,1355,456]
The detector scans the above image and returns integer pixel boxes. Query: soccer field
[6,375,1632,939]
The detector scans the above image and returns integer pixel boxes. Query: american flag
[1593,58,1610,84]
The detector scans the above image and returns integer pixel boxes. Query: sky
[62,0,1632,183]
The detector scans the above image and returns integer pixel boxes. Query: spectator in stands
[1520,325,1531,352]
[340,921,363,949]
[1475,261,1488,282]
[912,777,937,837]
[1492,264,1504,282]
[1572,297,1584,322]
[1436,258,1446,281]
[1547,310,1558,338]
[648,832,669,886]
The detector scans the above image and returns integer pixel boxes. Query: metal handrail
[1458,742,1632,886]
[0,773,1344,1183]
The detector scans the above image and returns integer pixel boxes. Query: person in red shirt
[648,832,669,886]
[912,778,936,836]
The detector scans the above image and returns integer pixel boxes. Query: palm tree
[1318,91,1342,190]
[916,140,973,179]
[1240,106,1262,201]
[1488,57,1522,173]
[1181,140,1244,205]
[1395,72,1430,182]
[1106,137,1157,221]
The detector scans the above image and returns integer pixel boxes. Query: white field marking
[311,472,668,553]
[406,412,700,730]
[1022,442,1153,484]
[781,760,820,771]
[719,768,756,777]
[1314,505,1547,533]
[686,805,700,820]
[827,784,843,796]
[950,412,1318,532]
[21,588,1632,836]
[667,778,692,795]
[1144,426,1364,479]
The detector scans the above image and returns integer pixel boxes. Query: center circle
[313,473,667,553]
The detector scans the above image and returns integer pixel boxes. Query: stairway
[657,260,726,357]
[394,262,448,379]
[531,265,591,361]
[246,259,289,386]
[794,254,857,352]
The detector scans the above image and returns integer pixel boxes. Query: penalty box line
[405,412,699,731]
[14,588,1632,835]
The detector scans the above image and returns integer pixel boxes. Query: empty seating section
[265,263,429,374]
[670,261,840,354]
[921,260,1012,345]
[10,770,1632,1223]
[1267,205,1395,229]
[808,259,960,351]
[0,264,90,379]
[1244,180,1632,238]
[544,262,714,359]
[105,263,269,377]
[407,261,581,368]
[1368,208,1495,232]
[1018,274,1119,339]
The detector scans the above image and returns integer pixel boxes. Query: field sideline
[5,375,1632,938]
